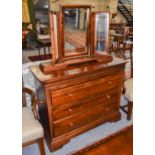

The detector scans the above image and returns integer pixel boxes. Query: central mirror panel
[61,6,91,58]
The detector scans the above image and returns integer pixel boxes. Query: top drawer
[51,73,123,107]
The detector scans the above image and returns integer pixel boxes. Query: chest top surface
[30,58,126,84]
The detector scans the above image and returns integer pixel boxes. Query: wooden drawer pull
[105,107,110,111]
[106,95,111,99]
[108,81,112,84]
[106,5,110,9]
[68,93,73,97]
[69,122,74,127]
[68,108,73,112]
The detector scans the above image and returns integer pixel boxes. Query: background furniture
[110,23,125,34]
[110,32,133,79]
[37,38,51,57]
[26,32,38,49]
[111,34,126,49]
[22,87,45,155]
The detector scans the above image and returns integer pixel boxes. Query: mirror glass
[63,8,90,57]
[95,13,109,53]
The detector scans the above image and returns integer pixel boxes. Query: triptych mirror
[50,5,110,64]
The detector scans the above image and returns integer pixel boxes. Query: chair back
[113,35,126,49]
[27,32,38,48]
[22,87,38,119]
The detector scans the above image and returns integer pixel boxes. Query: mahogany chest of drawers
[30,58,126,151]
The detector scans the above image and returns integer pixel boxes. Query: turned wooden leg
[38,47,41,57]
[43,47,47,58]
[127,101,133,120]
[48,46,50,54]
[38,138,46,155]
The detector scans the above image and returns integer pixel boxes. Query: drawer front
[53,88,119,121]
[51,73,122,107]
[53,100,117,136]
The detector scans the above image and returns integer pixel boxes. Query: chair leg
[43,47,46,58]
[38,47,41,57]
[48,46,50,54]
[127,101,133,120]
[38,138,46,155]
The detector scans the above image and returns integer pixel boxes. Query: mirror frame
[59,5,91,61]
[91,12,110,55]
[40,10,112,74]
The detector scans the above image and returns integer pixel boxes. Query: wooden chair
[110,35,133,120]
[22,87,45,155]
[121,78,133,120]
[112,35,126,49]
[26,32,38,49]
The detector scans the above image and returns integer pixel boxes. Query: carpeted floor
[23,48,51,63]
[28,54,52,62]
[22,96,132,155]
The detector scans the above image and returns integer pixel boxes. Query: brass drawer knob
[106,95,111,99]
[108,81,112,84]
[68,108,73,112]
[69,122,74,127]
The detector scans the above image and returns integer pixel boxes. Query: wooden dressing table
[30,58,126,150]
[30,1,126,151]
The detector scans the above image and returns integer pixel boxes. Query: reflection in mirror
[50,13,59,64]
[95,13,109,53]
[64,8,89,57]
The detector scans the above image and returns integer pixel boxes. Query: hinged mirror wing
[49,11,59,64]
[91,12,110,55]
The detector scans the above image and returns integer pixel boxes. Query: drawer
[53,88,119,121]
[53,102,117,136]
[51,73,122,107]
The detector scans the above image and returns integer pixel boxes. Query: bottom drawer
[53,101,118,136]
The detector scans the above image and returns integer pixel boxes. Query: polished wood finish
[51,6,91,63]
[71,125,133,155]
[48,4,113,68]
[39,55,113,74]
[127,101,133,120]
[32,2,126,151]
[38,138,46,155]
[32,58,126,151]
[23,138,45,155]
